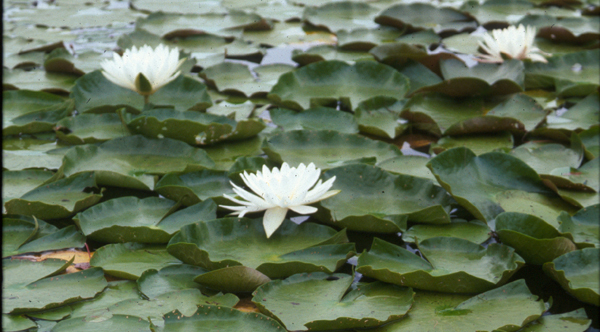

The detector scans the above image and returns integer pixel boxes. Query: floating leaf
[4,172,103,220]
[158,306,285,331]
[291,45,374,66]
[427,147,555,222]
[270,107,359,134]
[370,280,545,332]
[3,68,77,94]
[154,170,234,206]
[376,155,437,182]
[511,138,584,175]
[51,314,150,332]
[2,314,36,332]
[303,1,379,33]
[2,169,54,209]
[268,60,410,111]
[402,219,490,244]
[3,221,85,258]
[125,108,265,146]
[357,237,525,293]
[579,125,599,159]
[2,135,68,171]
[167,218,353,291]
[253,273,414,331]
[518,308,591,332]
[431,132,514,156]
[262,130,402,170]
[202,136,263,171]
[337,27,405,51]
[519,15,600,44]
[91,243,182,279]
[200,62,293,97]
[3,90,72,136]
[55,113,129,144]
[355,97,407,139]
[137,264,211,299]
[317,164,453,233]
[545,158,599,208]
[496,212,576,264]
[525,50,600,96]
[370,42,459,78]
[60,135,215,191]
[2,257,107,314]
[74,196,176,243]
[558,205,599,248]
[71,71,212,113]
[375,3,477,34]
[545,93,599,131]
[543,248,600,306]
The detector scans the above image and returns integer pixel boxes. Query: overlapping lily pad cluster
[3,0,599,331]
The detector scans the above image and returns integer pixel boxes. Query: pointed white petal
[263,207,288,238]
[289,205,318,215]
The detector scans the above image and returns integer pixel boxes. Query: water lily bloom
[477,25,550,63]
[221,162,340,238]
[101,44,185,101]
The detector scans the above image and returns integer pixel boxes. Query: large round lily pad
[261,130,402,170]
[167,218,354,291]
[269,107,359,134]
[3,89,72,136]
[543,248,600,306]
[55,113,129,144]
[375,3,477,34]
[370,280,546,332]
[357,237,525,293]
[268,60,410,111]
[253,273,414,331]
[154,170,234,206]
[74,196,176,243]
[402,219,491,244]
[427,147,556,223]
[317,164,453,233]
[158,306,285,331]
[558,204,599,248]
[496,212,576,265]
[59,135,215,191]
[90,243,182,279]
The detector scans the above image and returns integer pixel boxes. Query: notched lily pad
[59,135,215,191]
[268,60,410,111]
[303,1,379,33]
[430,131,514,156]
[402,219,491,244]
[74,196,176,244]
[357,237,525,293]
[495,212,576,265]
[159,306,285,331]
[137,264,211,299]
[167,218,354,292]
[317,164,453,233]
[124,108,265,146]
[154,170,235,206]
[543,248,600,306]
[269,107,359,134]
[3,90,73,136]
[519,15,600,44]
[262,130,402,170]
[253,273,414,331]
[55,112,129,144]
[4,172,103,220]
[291,45,374,66]
[375,3,477,35]
[558,205,599,248]
[90,243,182,279]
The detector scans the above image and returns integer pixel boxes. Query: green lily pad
[427,147,555,222]
[124,108,265,146]
[415,59,525,97]
[74,196,176,243]
[525,49,600,96]
[60,135,215,191]
[518,308,591,332]
[167,218,353,291]
[242,21,335,48]
[206,101,255,121]
[402,219,491,244]
[459,0,534,26]
[135,11,271,40]
[558,205,599,248]
[3,219,85,258]
[546,93,599,131]
[355,98,407,139]
[269,107,359,134]
[90,243,182,279]
[2,169,54,209]
[2,135,68,171]
[375,3,477,34]
[253,273,414,331]
[496,212,577,265]
[268,60,410,111]
[137,264,211,299]
[543,248,600,306]
[337,27,406,51]
[154,170,235,206]
[544,158,599,208]
[51,314,150,332]
[71,71,212,114]
[25,305,72,321]
[261,130,402,170]
[291,45,375,66]
[390,59,443,95]
[3,90,73,136]
[158,306,285,331]
[2,257,107,314]
[222,0,304,22]
[226,157,276,184]
[2,314,37,332]
[376,155,437,182]
[4,172,103,220]
[155,200,218,235]
[317,164,453,233]
[55,113,129,144]
[303,1,379,33]
[357,237,525,293]
[3,68,78,94]
[200,62,293,98]
[519,15,600,44]
[511,138,584,176]
[202,136,263,171]
[370,280,545,332]
[579,125,599,159]
[431,132,514,156]
[495,190,578,228]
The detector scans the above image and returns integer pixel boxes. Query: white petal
[263,207,288,238]
[289,205,318,215]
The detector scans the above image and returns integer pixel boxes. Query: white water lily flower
[221,162,340,238]
[101,44,185,96]
[477,25,550,63]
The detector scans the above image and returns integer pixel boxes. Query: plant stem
[144,95,149,105]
